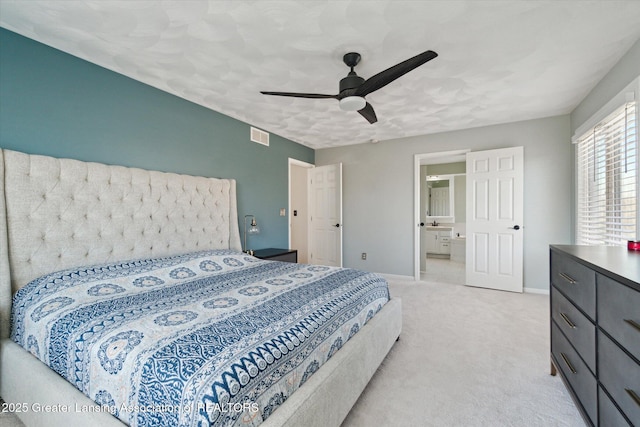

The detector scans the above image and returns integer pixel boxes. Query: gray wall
[317,115,572,291]
[318,36,640,291]
[571,38,640,134]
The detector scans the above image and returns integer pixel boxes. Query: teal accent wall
[0,28,314,250]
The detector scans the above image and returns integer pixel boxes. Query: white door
[466,147,523,292]
[309,164,343,267]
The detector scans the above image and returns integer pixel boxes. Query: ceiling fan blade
[260,91,337,99]
[355,50,438,97]
[358,102,377,124]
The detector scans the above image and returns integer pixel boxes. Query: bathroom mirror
[428,177,452,216]
[425,175,455,222]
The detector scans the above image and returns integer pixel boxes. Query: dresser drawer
[551,322,597,424]
[551,287,596,372]
[551,252,596,320]
[599,387,633,427]
[598,333,640,423]
[598,274,640,358]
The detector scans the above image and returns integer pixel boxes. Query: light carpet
[341,278,584,427]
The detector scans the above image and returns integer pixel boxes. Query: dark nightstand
[253,248,298,263]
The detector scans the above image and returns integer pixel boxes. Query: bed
[0,148,402,427]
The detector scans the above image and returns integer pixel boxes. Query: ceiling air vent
[250,127,269,146]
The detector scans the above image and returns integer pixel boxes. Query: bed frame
[0,148,402,427]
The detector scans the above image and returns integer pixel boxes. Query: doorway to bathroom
[413,149,469,283]
[414,147,525,292]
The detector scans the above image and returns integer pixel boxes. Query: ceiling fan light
[339,96,366,112]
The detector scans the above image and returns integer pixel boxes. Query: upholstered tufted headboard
[0,149,241,338]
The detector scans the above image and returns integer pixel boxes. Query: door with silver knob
[466,147,524,293]
[309,163,343,267]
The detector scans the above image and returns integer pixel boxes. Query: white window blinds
[576,101,637,246]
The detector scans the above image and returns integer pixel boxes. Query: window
[575,101,637,246]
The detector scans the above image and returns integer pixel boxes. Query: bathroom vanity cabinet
[425,228,451,255]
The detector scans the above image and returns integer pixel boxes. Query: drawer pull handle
[560,313,576,329]
[560,352,577,374]
[625,389,640,407]
[624,319,640,333]
[558,272,577,284]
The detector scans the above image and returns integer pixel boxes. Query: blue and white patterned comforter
[11,250,389,426]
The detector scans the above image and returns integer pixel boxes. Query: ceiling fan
[260,49,438,124]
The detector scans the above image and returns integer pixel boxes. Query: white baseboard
[524,287,550,295]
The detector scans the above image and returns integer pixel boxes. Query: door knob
[419,222,425,227]
[510,225,521,230]
[335,223,341,228]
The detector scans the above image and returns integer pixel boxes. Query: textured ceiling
[1,1,640,149]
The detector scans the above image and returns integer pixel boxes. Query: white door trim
[413,149,470,280]
[288,158,314,252]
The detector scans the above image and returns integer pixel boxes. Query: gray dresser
[550,245,639,426]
